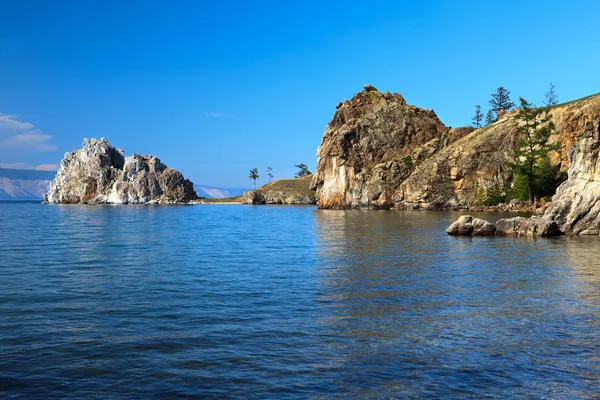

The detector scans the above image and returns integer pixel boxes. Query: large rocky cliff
[544,120,600,234]
[45,138,197,204]
[310,85,448,209]
[312,85,600,211]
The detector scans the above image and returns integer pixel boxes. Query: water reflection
[1,203,599,398]
[313,210,600,398]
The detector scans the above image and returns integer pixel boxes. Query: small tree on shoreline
[249,168,259,190]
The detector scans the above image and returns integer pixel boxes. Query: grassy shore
[255,174,315,197]
[194,174,315,204]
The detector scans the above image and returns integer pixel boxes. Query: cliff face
[311,85,447,209]
[45,138,197,204]
[313,86,600,210]
[544,120,600,234]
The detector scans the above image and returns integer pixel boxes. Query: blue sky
[1,0,599,187]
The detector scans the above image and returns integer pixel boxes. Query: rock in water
[44,138,197,204]
[447,215,559,237]
[446,215,496,236]
[311,86,447,209]
[472,218,497,236]
[242,190,266,204]
[495,217,560,237]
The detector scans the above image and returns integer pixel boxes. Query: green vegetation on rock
[508,98,563,204]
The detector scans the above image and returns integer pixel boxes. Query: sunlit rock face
[544,121,600,235]
[311,85,447,209]
[45,138,197,204]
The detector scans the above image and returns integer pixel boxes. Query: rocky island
[44,138,197,204]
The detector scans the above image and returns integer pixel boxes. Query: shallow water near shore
[1,203,599,399]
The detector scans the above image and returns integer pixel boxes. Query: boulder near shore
[44,138,197,204]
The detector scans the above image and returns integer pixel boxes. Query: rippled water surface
[1,203,600,399]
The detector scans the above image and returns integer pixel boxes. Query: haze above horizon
[1,0,599,187]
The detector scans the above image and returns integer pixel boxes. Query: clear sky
[1,0,599,187]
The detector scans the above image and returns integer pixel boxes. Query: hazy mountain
[194,184,249,199]
[0,168,56,200]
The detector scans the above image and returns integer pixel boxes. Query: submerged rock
[45,138,197,204]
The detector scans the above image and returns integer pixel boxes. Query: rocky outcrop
[447,215,560,237]
[242,190,315,205]
[44,138,197,204]
[446,215,496,236]
[313,86,600,210]
[543,120,600,234]
[495,216,560,237]
[448,118,600,237]
[311,84,447,209]
[242,175,316,205]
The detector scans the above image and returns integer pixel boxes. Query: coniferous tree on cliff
[249,168,259,189]
[508,98,559,205]
[294,164,311,178]
[489,87,515,114]
[485,109,495,126]
[472,105,483,128]
[544,82,558,107]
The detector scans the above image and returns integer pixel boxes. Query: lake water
[1,203,600,399]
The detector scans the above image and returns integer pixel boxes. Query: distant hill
[194,184,249,199]
[0,168,56,200]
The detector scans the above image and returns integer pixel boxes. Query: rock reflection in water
[313,210,600,398]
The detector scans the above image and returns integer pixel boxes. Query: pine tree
[508,98,559,204]
[489,87,515,114]
[267,166,274,182]
[294,163,311,178]
[544,82,558,107]
[485,109,495,126]
[472,105,483,128]
[249,168,259,189]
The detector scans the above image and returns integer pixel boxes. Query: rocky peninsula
[311,85,600,212]
[448,118,600,236]
[310,84,600,236]
[45,138,197,204]
[242,175,316,205]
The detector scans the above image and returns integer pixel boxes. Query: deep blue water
[1,203,600,399]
